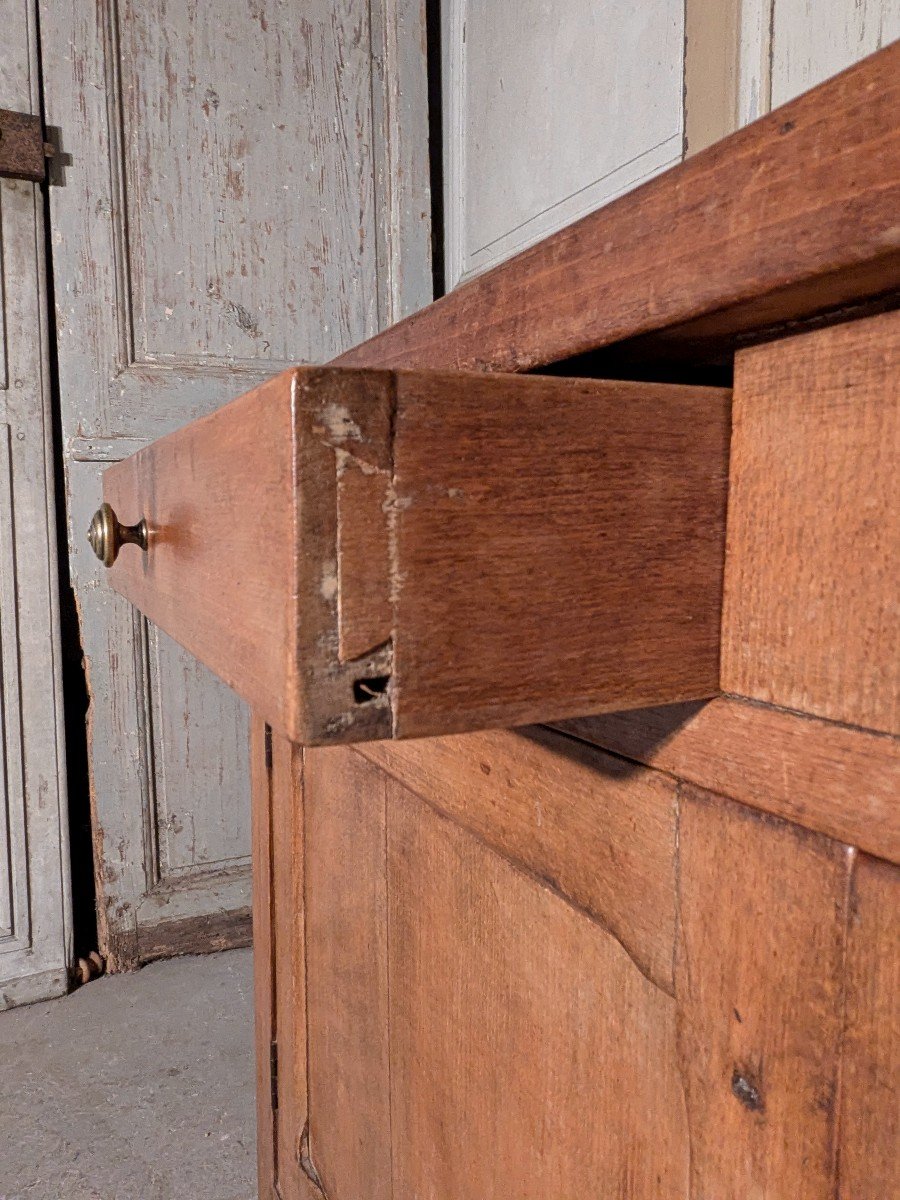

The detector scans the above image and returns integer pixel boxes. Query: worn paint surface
[770,0,900,106]
[442,0,685,286]
[444,0,900,291]
[738,0,900,122]
[0,0,71,1007]
[40,0,431,964]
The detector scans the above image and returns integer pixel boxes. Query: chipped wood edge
[292,369,396,744]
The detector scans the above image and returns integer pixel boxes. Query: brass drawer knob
[87,502,148,567]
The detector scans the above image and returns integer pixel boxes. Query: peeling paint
[320,560,339,603]
[320,402,362,445]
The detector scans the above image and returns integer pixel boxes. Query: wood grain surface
[103,367,395,745]
[104,371,297,734]
[256,713,900,1199]
[722,310,899,734]
[358,727,678,992]
[336,455,392,662]
[390,371,730,735]
[250,716,275,1200]
[106,368,729,743]
[839,852,900,1198]
[676,786,854,1198]
[386,776,688,1199]
[291,368,396,743]
[239,35,899,1200]
[271,734,307,1200]
[251,718,319,1200]
[559,696,900,864]
[305,747,393,1200]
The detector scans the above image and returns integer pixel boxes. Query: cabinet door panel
[305,747,392,1200]
[252,721,320,1200]
[676,786,853,1198]
[386,776,689,1199]
[840,852,900,1198]
[297,743,688,1198]
[264,728,899,1200]
[360,728,678,992]
[443,0,684,284]
[770,0,900,107]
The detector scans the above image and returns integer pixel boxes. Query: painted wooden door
[0,0,71,1007]
[40,0,430,967]
[443,0,900,287]
[441,0,686,287]
[739,0,900,125]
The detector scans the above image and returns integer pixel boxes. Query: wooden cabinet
[93,46,899,1200]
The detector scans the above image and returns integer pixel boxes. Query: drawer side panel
[104,369,298,735]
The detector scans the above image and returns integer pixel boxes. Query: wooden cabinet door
[256,724,898,1199]
[40,0,430,966]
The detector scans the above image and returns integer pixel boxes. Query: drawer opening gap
[534,351,735,390]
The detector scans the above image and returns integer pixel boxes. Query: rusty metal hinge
[0,108,55,182]
[269,1040,279,1111]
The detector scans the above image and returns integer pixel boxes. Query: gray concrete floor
[0,948,256,1200]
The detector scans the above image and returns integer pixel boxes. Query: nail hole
[353,675,390,704]
[731,1069,764,1113]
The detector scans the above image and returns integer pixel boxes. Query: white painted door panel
[0,0,72,1007]
[446,0,900,294]
[738,0,899,125]
[771,0,900,106]
[42,0,430,966]
[443,0,684,286]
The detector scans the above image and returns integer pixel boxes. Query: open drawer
[92,367,730,744]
